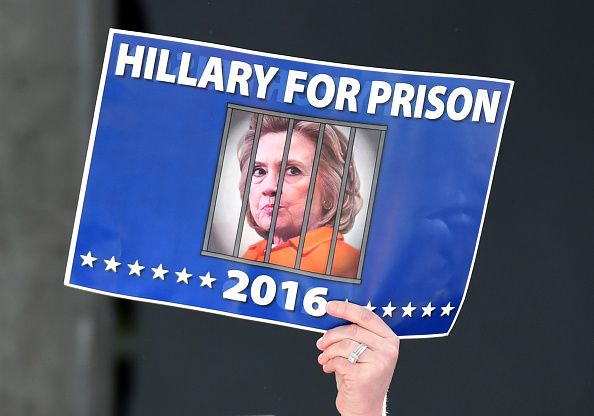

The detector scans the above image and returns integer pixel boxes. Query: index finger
[326,300,395,339]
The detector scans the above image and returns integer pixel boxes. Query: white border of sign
[64,28,514,339]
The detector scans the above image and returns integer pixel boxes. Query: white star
[402,302,416,318]
[364,301,376,312]
[128,260,145,277]
[175,267,192,284]
[199,272,216,288]
[441,302,455,316]
[382,302,397,317]
[421,302,436,317]
[151,264,168,280]
[80,251,97,268]
[104,256,121,272]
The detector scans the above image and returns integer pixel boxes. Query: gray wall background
[0,1,114,415]
[1,1,592,415]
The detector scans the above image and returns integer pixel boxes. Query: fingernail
[316,336,324,348]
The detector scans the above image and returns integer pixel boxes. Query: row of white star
[80,251,216,287]
[358,300,455,318]
[79,251,456,318]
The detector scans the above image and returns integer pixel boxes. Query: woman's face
[248,131,324,243]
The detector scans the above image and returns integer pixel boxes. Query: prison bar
[233,113,264,257]
[264,119,295,262]
[294,123,326,269]
[326,127,357,274]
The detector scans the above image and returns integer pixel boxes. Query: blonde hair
[238,114,362,238]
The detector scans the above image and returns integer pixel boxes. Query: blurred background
[1,1,592,415]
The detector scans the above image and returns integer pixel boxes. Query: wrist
[340,403,385,416]
[342,394,387,416]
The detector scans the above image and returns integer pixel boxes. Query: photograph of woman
[205,107,383,281]
[238,114,363,278]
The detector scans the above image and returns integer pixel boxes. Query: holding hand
[317,301,400,416]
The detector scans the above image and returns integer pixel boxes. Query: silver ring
[347,343,368,364]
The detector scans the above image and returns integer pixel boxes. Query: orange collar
[247,226,343,256]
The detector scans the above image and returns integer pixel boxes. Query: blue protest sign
[65,29,513,338]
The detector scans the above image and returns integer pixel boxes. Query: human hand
[316,301,399,416]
